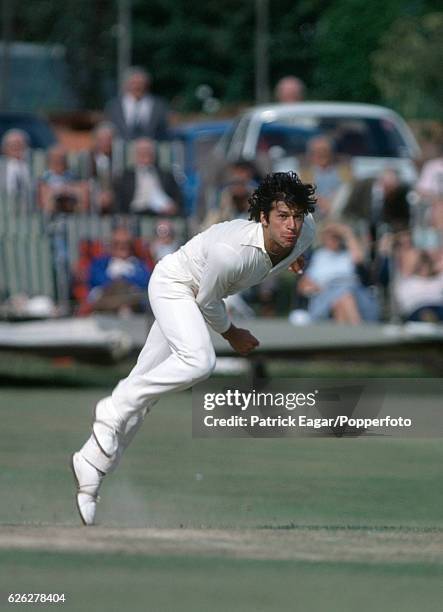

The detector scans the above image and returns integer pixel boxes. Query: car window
[255,115,409,159]
[228,116,251,160]
[258,123,320,156]
[194,134,224,172]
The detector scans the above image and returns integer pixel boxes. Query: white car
[215,102,421,182]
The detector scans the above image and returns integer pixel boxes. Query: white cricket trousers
[81,261,216,473]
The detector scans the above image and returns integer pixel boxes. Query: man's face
[276,79,303,103]
[4,134,27,160]
[261,201,305,250]
[126,73,149,100]
[309,139,332,168]
[135,140,155,166]
[228,167,253,198]
[322,229,342,251]
[48,147,68,174]
[111,231,132,259]
[95,129,113,155]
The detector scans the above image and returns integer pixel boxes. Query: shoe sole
[70,453,89,527]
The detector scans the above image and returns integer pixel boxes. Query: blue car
[0,112,57,149]
[169,120,232,216]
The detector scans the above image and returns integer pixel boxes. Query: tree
[311,0,409,103]
[13,0,115,109]
[372,12,443,120]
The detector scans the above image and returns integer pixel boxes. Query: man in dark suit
[104,67,169,141]
[113,138,182,215]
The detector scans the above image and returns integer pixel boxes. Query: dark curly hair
[248,172,316,222]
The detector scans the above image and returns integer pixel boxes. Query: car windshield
[257,115,410,158]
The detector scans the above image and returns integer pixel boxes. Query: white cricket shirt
[158,216,316,334]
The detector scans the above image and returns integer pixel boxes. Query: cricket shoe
[92,397,121,458]
[70,452,103,526]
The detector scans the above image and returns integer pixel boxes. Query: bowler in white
[71,171,316,525]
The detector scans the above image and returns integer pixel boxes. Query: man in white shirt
[416,155,443,200]
[71,171,316,525]
[0,129,32,213]
[113,138,181,215]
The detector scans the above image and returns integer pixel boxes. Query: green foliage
[9,0,329,110]
[6,0,443,114]
[311,0,410,102]
[131,0,254,109]
[13,0,116,109]
[372,12,443,120]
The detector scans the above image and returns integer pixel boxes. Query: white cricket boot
[92,397,122,458]
[70,452,103,526]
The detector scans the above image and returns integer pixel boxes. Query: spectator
[298,136,352,219]
[430,198,443,236]
[37,145,88,214]
[87,227,151,314]
[113,138,182,215]
[416,145,443,200]
[375,226,441,290]
[0,129,32,213]
[394,251,443,322]
[298,223,379,324]
[84,122,116,214]
[274,76,305,103]
[105,66,169,141]
[201,161,257,229]
[338,168,410,233]
[150,219,180,262]
[393,231,421,276]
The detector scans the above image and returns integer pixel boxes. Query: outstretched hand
[221,324,260,356]
[288,255,305,275]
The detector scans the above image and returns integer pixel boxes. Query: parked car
[214,102,421,183]
[170,120,232,216]
[0,112,57,149]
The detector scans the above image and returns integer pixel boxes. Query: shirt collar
[240,214,316,269]
[123,93,151,106]
[240,221,267,254]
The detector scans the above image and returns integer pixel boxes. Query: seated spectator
[85,122,116,214]
[0,129,32,213]
[105,66,169,141]
[416,146,443,201]
[298,223,379,324]
[150,219,180,262]
[37,145,88,214]
[338,168,410,234]
[375,229,421,289]
[87,227,151,314]
[425,198,443,250]
[201,161,257,229]
[394,251,443,322]
[298,136,352,219]
[429,198,443,232]
[113,138,182,215]
[274,76,306,103]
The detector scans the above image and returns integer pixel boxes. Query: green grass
[1,551,442,612]
[0,387,442,611]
